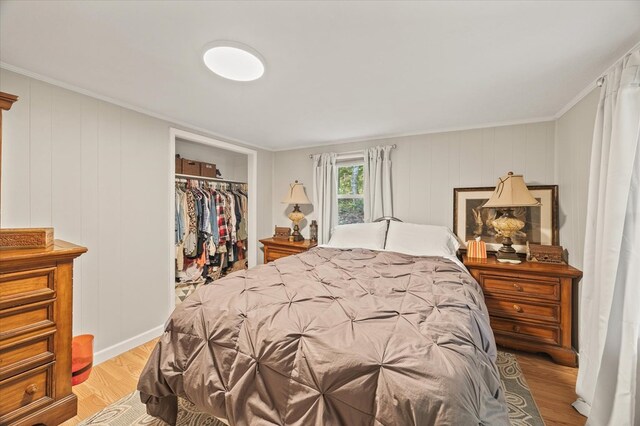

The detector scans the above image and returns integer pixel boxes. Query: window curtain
[573,47,640,425]
[312,153,338,244]
[363,145,393,222]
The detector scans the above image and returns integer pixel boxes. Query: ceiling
[1,1,639,150]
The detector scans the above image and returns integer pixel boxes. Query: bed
[138,222,509,425]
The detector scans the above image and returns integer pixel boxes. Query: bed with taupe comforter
[138,247,509,425]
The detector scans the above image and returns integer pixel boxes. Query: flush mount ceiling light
[202,42,265,82]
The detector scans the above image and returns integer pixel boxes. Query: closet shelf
[175,173,247,185]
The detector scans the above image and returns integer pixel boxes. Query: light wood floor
[61,339,585,426]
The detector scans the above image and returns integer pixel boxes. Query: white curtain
[574,48,640,425]
[312,153,338,244]
[363,145,393,222]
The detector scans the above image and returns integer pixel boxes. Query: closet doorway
[169,128,257,311]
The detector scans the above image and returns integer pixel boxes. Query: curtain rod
[175,173,247,185]
[596,40,640,87]
[308,144,396,159]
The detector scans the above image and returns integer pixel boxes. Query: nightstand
[259,237,317,263]
[463,255,582,367]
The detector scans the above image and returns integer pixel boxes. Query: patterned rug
[174,281,202,305]
[78,392,228,426]
[79,351,543,425]
[496,351,545,426]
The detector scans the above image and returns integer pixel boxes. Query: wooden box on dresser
[0,241,86,426]
[259,238,317,263]
[463,255,582,367]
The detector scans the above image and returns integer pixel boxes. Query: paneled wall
[272,121,556,235]
[0,69,273,359]
[555,89,599,269]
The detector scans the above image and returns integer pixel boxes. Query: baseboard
[93,324,164,366]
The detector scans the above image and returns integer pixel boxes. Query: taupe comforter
[138,247,509,425]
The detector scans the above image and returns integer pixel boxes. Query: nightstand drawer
[485,296,560,323]
[266,249,295,262]
[464,255,581,366]
[491,317,560,345]
[482,275,559,301]
[261,237,317,264]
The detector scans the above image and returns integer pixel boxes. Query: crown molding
[0,62,271,152]
[553,82,598,120]
[271,116,556,152]
[8,54,630,153]
[553,39,640,120]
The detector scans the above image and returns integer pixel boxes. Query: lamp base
[495,250,522,264]
[496,237,522,264]
[291,224,304,242]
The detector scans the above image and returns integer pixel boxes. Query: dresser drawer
[491,317,560,345]
[0,362,54,423]
[485,296,560,323]
[0,267,56,310]
[481,274,559,301]
[0,332,55,380]
[0,300,55,342]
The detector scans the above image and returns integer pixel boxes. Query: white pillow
[384,221,460,257]
[325,222,388,250]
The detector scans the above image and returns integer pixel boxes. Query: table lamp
[282,180,311,241]
[483,172,540,264]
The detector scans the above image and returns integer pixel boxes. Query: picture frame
[453,185,559,254]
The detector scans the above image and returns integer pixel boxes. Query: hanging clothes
[175,178,249,285]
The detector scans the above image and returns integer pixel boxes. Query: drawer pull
[512,325,521,332]
[513,304,522,312]
[25,384,38,395]
[512,283,523,291]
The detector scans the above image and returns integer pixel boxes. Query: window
[337,162,364,224]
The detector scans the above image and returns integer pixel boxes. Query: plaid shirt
[215,192,228,244]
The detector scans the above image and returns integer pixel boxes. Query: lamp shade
[482,172,540,208]
[282,180,311,205]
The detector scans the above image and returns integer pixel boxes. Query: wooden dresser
[0,241,86,426]
[463,255,582,367]
[260,238,317,263]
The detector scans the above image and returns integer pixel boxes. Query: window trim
[337,159,363,168]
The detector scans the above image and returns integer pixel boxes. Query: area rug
[78,392,228,426]
[79,351,543,425]
[497,351,545,426]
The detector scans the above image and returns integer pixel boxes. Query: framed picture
[453,185,559,254]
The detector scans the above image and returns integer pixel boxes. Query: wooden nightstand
[259,238,317,263]
[463,255,582,367]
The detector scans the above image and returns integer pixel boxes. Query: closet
[174,139,249,304]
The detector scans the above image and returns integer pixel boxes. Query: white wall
[274,108,600,268]
[176,138,248,183]
[273,122,556,236]
[0,68,273,360]
[555,89,600,269]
